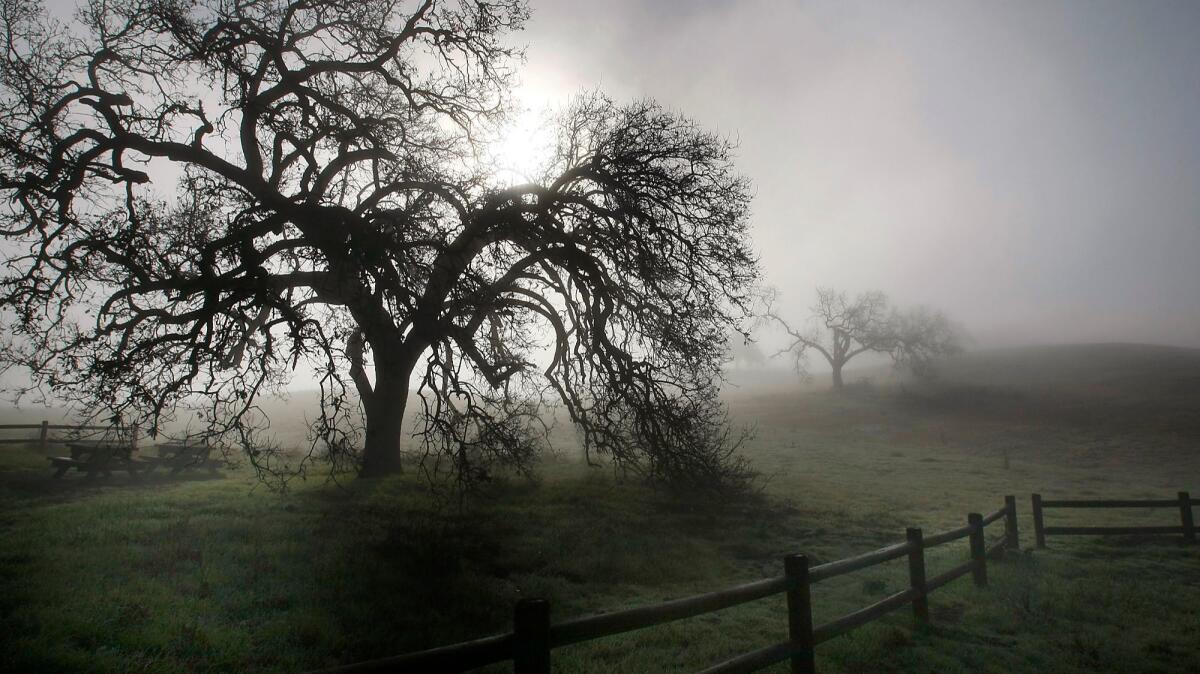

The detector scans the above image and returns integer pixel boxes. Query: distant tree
[766,288,892,388]
[766,288,961,388]
[0,0,759,490]
[887,306,964,380]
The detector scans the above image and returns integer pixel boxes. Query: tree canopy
[766,287,962,388]
[0,0,759,489]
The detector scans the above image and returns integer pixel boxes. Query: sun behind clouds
[487,91,559,186]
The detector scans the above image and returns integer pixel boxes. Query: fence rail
[310,496,1021,674]
[310,491,1198,673]
[1032,492,1197,547]
[0,421,138,451]
[550,576,789,647]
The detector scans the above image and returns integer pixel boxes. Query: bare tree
[766,288,962,389]
[887,306,964,380]
[0,0,759,490]
[766,288,891,388]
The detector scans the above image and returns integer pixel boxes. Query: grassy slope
[1,344,1199,673]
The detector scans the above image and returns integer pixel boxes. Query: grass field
[2,344,1199,673]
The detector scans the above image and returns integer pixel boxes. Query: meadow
[1,344,1199,673]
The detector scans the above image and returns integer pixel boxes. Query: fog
[5,5,1200,670]
[16,0,1200,404]
[514,0,1200,350]
[35,0,1200,352]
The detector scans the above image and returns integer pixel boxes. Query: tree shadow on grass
[0,454,901,673]
[284,471,833,669]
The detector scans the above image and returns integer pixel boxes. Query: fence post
[38,420,49,452]
[784,554,816,674]
[1180,492,1196,544]
[1031,493,1046,549]
[1004,495,1019,551]
[513,598,550,674]
[967,513,987,587]
[905,528,929,623]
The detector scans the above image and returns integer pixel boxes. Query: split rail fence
[1031,491,1197,547]
[314,496,1022,674]
[0,421,138,452]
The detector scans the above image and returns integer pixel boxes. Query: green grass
[2,345,1200,672]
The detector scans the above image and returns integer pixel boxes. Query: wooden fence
[311,496,1021,674]
[1031,492,1197,547]
[0,421,138,452]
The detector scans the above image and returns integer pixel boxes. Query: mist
[516,0,1200,349]
[3,2,1200,672]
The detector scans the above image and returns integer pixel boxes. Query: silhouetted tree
[766,288,961,388]
[0,0,758,489]
[766,288,891,388]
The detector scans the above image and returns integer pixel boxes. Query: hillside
[727,342,1200,427]
[935,342,1200,399]
[896,343,1200,439]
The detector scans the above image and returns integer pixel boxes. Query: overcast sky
[510,0,1200,349]
[34,0,1200,352]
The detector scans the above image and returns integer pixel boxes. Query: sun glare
[489,102,557,185]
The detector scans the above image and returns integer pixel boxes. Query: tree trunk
[359,365,411,478]
[831,362,844,389]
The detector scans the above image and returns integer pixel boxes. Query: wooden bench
[139,443,223,475]
[49,443,142,479]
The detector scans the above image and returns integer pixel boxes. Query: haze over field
[509,0,1200,350]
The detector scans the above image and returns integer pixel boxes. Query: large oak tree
[0,0,759,487]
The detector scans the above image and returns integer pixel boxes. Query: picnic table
[138,442,223,475]
[49,440,143,479]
